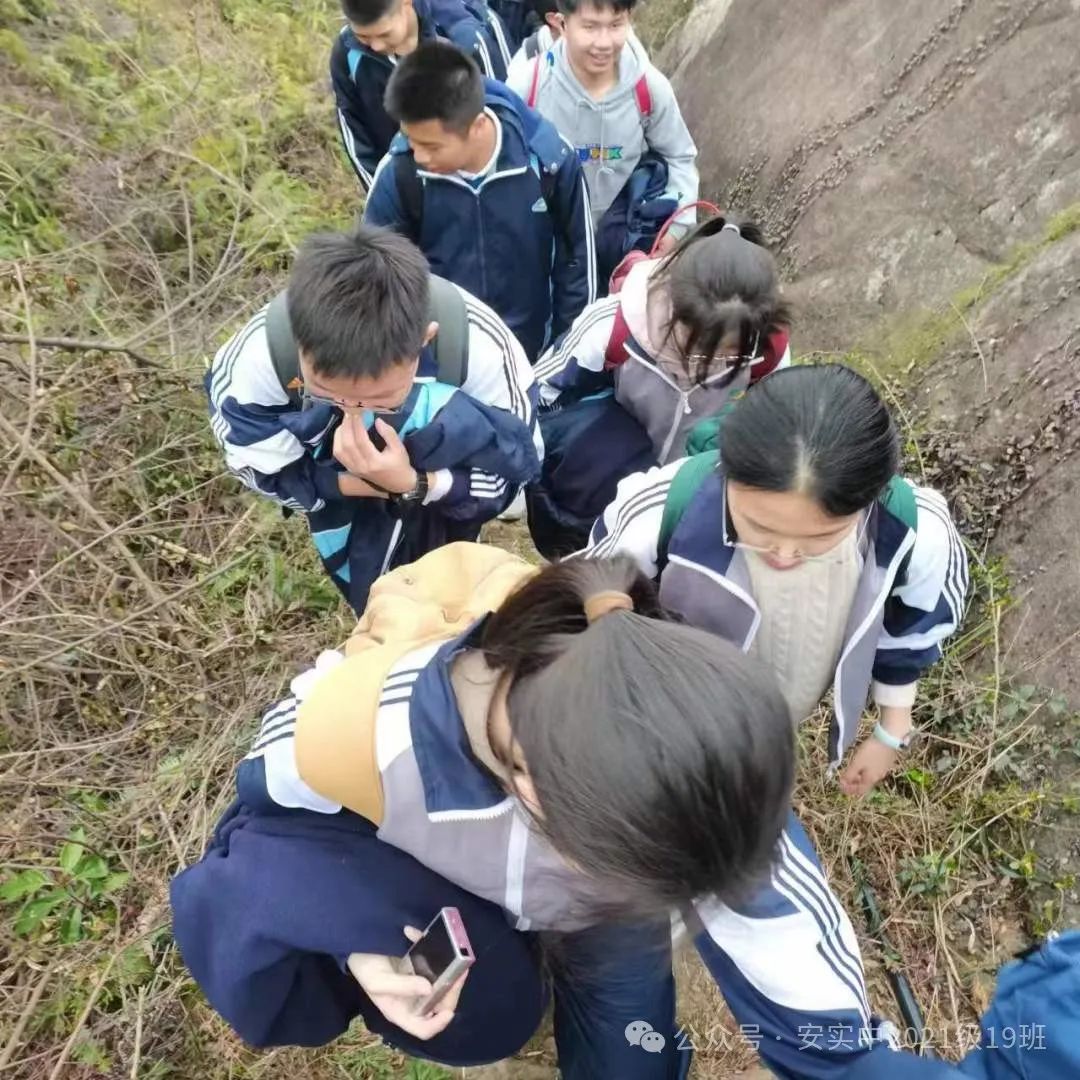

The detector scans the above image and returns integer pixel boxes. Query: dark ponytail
[651,214,791,384]
[721,363,900,516]
[480,558,794,916]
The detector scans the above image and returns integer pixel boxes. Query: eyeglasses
[728,514,869,565]
[300,387,410,416]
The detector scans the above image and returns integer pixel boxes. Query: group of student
[178,1,1078,1077]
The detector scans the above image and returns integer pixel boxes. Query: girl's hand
[838,738,899,797]
[346,926,468,1040]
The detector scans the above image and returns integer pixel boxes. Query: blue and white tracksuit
[171,624,902,1078]
[364,80,597,362]
[204,287,542,613]
[331,0,511,190]
[585,459,969,765]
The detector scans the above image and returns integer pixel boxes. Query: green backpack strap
[878,475,918,584]
[265,290,302,403]
[658,450,720,566]
[264,277,470,400]
[427,275,469,387]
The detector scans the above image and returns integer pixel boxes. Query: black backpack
[264,275,470,402]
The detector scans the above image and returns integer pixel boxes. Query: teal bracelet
[872,722,914,751]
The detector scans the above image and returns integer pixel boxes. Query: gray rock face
[665,0,1080,350]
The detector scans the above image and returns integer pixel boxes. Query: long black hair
[479,557,794,918]
[652,214,791,384]
[721,363,900,516]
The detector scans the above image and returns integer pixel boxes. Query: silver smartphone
[401,906,475,1015]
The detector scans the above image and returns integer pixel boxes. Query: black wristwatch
[389,471,429,506]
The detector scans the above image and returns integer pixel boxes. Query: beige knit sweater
[745,526,864,723]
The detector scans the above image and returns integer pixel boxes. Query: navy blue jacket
[331,0,510,189]
[364,81,597,362]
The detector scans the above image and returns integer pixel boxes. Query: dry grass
[1,2,1076,1079]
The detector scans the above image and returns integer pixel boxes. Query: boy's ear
[546,11,563,31]
[423,320,439,346]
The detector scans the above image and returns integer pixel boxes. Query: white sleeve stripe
[209,312,267,406]
[465,301,530,422]
[779,835,871,1016]
[487,13,511,66]
[476,34,494,76]
[589,481,670,559]
[775,836,870,1023]
[912,495,968,620]
[590,493,668,560]
[533,297,619,379]
[336,108,373,188]
[257,698,295,732]
[908,495,967,623]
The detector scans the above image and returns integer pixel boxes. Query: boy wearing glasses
[206,225,542,614]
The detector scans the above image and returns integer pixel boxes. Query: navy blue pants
[364,915,690,1078]
[174,806,691,1076]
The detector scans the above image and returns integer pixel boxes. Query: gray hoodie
[507,35,699,222]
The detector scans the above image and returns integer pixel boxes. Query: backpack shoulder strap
[633,74,653,122]
[428,275,469,386]
[879,475,918,585]
[265,291,302,402]
[346,43,363,80]
[658,450,720,564]
[393,151,424,236]
[603,303,631,369]
[526,54,542,108]
[523,30,541,60]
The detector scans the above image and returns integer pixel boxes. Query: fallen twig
[0,332,164,370]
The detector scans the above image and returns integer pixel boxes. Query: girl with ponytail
[173,542,890,1078]
[534,213,791,464]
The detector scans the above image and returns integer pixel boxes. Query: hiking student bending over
[525,215,790,556]
[365,42,596,363]
[537,215,791,462]
[507,0,698,284]
[586,364,969,795]
[172,543,907,1079]
[331,0,511,190]
[205,225,541,615]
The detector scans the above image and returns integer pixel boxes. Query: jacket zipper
[623,343,689,461]
[379,517,403,577]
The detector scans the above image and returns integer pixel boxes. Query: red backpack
[607,199,721,294]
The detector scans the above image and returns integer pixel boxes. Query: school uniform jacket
[364,81,596,363]
[171,546,893,1078]
[534,264,792,464]
[585,458,969,765]
[331,2,511,190]
[204,286,543,612]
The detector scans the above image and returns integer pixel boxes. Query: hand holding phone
[400,907,475,1016]
[347,908,473,1040]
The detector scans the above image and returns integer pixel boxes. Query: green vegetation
[843,201,1080,380]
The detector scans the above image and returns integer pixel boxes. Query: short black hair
[556,0,637,16]
[286,225,430,379]
[342,0,397,27]
[528,0,559,20]
[384,42,484,134]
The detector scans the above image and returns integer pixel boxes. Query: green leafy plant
[898,851,958,898]
[1,827,130,942]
